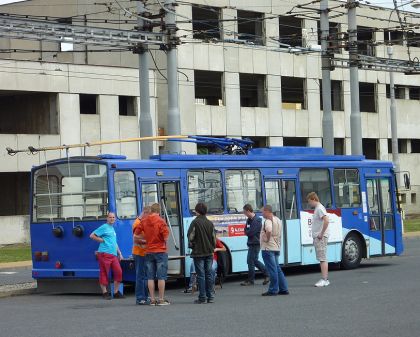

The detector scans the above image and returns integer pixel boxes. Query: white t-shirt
[260,216,282,251]
[312,203,329,238]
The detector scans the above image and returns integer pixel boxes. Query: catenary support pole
[138,0,154,159]
[347,0,363,155]
[165,0,182,154]
[320,0,334,155]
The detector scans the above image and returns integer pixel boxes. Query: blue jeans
[134,254,148,302]
[247,245,267,282]
[193,256,214,301]
[189,260,217,289]
[261,250,288,294]
[145,253,168,280]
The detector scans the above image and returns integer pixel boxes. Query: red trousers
[97,252,122,286]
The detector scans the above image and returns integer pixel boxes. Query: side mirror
[404,173,411,190]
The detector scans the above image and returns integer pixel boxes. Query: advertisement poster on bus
[300,210,343,245]
[207,214,247,238]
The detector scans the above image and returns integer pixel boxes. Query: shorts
[97,252,122,286]
[145,252,168,280]
[313,237,328,262]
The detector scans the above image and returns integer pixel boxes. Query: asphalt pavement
[1,236,420,337]
[0,268,32,286]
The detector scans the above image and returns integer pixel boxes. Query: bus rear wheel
[341,233,362,270]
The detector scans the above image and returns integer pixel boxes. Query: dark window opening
[237,10,264,45]
[317,21,341,53]
[357,26,375,56]
[119,96,136,116]
[247,136,267,148]
[411,139,420,153]
[240,74,267,107]
[386,84,406,99]
[407,31,420,48]
[80,94,97,115]
[195,70,223,106]
[0,91,58,134]
[192,6,221,40]
[359,82,376,112]
[283,137,308,147]
[0,172,30,216]
[362,138,378,159]
[320,80,344,111]
[387,139,408,154]
[334,138,345,155]
[282,76,306,110]
[409,86,420,100]
[279,16,303,47]
[412,193,417,204]
[384,30,404,46]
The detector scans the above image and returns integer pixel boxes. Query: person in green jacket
[187,202,216,304]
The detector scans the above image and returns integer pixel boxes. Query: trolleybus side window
[33,163,108,222]
[283,180,298,219]
[114,171,137,219]
[226,169,262,213]
[187,170,223,214]
[299,169,332,210]
[141,183,159,207]
[333,169,361,208]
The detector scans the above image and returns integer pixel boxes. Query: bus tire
[341,233,363,270]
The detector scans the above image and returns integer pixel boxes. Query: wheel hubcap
[344,238,359,263]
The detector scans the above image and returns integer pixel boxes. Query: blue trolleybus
[29,140,404,291]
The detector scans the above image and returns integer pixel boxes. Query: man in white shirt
[260,205,289,296]
[307,192,330,287]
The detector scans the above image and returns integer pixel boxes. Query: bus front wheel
[341,233,362,270]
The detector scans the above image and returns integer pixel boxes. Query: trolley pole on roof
[347,0,363,155]
[320,0,334,155]
[165,0,182,154]
[137,0,155,159]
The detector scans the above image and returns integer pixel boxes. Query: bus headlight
[52,226,64,238]
[72,225,84,237]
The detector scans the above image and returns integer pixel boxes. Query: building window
[119,96,136,116]
[114,171,137,219]
[192,6,221,40]
[384,30,404,46]
[359,82,376,112]
[362,138,378,159]
[357,26,375,56]
[334,138,345,155]
[283,137,308,147]
[409,86,420,100]
[411,193,417,204]
[320,80,344,111]
[407,31,420,47]
[195,70,223,106]
[400,193,406,204]
[411,139,420,153]
[279,16,302,47]
[386,85,406,99]
[246,137,267,148]
[281,76,306,110]
[240,74,267,107]
[333,169,361,208]
[188,170,223,214]
[317,21,341,53]
[299,169,333,209]
[387,139,408,154]
[226,170,262,213]
[0,91,58,134]
[0,173,30,216]
[80,94,97,115]
[237,10,264,45]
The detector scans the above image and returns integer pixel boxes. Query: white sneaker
[315,279,330,287]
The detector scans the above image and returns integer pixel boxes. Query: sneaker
[240,280,254,286]
[194,299,206,304]
[261,291,277,296]
[183,288,193,293]
[102,292,111,300]
[262,277,270,285]
[207,298,214,303]
[113,291,125,299]
[149,299,157,306]
[136,299,150,305]
[315,279,330,287]
[156,299,171,306]
[278,291,290,295]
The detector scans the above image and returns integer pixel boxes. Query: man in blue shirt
[241,204,269,286]
[90,212,124,299]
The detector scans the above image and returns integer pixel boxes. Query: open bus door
[366,177,396,256]
[140,180,184,277]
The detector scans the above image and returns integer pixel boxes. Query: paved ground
[0,268,32,286]
[1,237,420,337]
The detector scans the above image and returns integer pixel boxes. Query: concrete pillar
[98,95,120,154]
[269,137,283,147]
[309,137,323,148]
[58,93,81,156]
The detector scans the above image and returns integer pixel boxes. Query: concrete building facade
[0,0,419,243]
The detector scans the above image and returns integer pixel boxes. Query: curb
[0,282,37,299]
[0,260,32,270]
[403,231,420,238]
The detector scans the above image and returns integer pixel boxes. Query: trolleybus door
[366,177,396,256]
[264,179,301,264]
[140,180,183,276]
